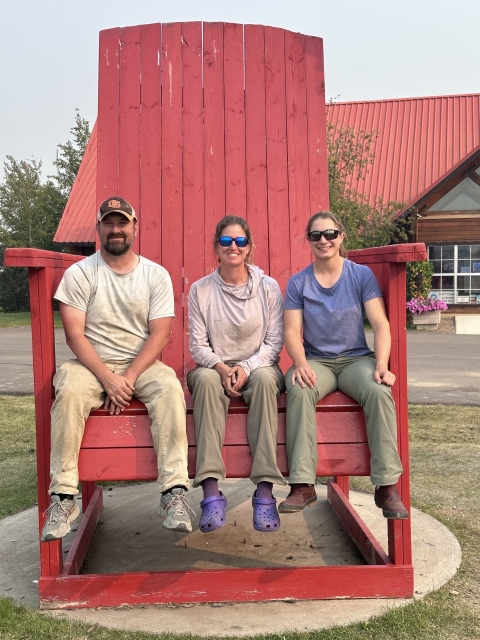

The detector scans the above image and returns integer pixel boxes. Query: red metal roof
[55,94,480,245]
[327,93,480,208]
[54,122,97,245]
[396,142,480,217]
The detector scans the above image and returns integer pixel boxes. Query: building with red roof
[55,93,480,308]
[327,94,480,309]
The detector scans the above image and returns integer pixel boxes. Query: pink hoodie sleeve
[237,280,284,376]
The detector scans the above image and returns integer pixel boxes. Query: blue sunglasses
[218,235,249,248]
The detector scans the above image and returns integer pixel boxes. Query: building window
[428,245,480,304]
[427,177,480,211]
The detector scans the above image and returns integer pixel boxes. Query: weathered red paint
[40,564,414,609]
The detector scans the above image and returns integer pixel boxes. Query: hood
[212,265,264,300]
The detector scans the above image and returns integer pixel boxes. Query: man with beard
[41,197,192,541]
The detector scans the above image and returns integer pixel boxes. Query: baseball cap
[97,197,137,222]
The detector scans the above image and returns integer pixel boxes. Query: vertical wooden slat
[365,260,412,566]
[182,21,205,382]
[265,27,290,293]
[285,31,311,276]
[118,26,141,253]
[386,262,412,565]
[224,23,246,218]
[335,475,350,499]
[139,23,162,264]
[305,34,329,212]
[203,22,225,271]
[245,24,269,272]
[30,267,63,577]
[97,28,121,251]
[161,23,183,376]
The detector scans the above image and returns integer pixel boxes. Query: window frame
[428,243,480,305]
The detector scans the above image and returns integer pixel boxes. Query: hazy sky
[1,0,479,178]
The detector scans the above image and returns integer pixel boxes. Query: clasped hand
[215,363,248,397]
[103,371,135,415]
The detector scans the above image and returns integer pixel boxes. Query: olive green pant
[187,365,286,487]
[285,356,403,486]
[50,359,190,496]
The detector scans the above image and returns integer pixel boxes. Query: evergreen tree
[52,109,91,198]
[0,111,90,312]
[0,157,65,311]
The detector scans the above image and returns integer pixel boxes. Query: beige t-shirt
[54,252,174,361]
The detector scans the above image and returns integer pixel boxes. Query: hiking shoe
[157,488,194,533]
[374,485,409,519]
[278,484,317,513]
[41,495,80,541]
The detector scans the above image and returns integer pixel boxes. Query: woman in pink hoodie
[188,216,285,534]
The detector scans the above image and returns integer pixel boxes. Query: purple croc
[252,492,280,532]
[199,493,227,533]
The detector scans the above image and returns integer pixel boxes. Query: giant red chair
[4,22,426,608]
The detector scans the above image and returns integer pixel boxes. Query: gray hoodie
[188,265,284,376]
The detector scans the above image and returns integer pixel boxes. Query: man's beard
[103,235,132,256]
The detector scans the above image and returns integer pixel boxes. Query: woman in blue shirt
[280,211,408,519]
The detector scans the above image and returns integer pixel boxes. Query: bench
[5,241,426,608]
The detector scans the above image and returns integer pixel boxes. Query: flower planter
[412,310,441,331]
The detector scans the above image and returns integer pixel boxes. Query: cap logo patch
[107,199,122,209]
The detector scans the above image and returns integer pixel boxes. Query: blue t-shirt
[285,259,382,359]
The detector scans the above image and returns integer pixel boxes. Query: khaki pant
[50,359,190,495]
[187,365,286,487]
[285,356,403,486]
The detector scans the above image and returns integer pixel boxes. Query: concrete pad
[455,315,480,335]
[0,480,461,635]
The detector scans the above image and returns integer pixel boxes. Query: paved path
[404,332,480,405]
[0,328,73,395]
[0,328,479,405]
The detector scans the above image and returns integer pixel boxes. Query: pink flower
[406,297,448,315]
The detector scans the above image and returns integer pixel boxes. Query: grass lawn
[0,398,479,639]
[0,311,63,328]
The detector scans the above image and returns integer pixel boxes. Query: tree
[326,115,412,249]
[0,157,65,311]
[0,110,90,312]
[0,157,65,250]
[52,109,91,198]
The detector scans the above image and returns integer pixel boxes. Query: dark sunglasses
[218,236,249,248]
[307,229,340,242]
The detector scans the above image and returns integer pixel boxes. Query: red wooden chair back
[96,22,329,381]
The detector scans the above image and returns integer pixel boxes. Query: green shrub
[406,260,433,301]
